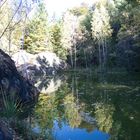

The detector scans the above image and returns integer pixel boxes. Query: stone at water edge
[12,50,67,85]
[0,49,38,102]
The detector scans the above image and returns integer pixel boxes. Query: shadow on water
[2,71,139,140]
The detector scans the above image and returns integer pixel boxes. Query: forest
[0,0,140,140]
[0,0,140,71]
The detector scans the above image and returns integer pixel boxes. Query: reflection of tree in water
[55,73,140,139]
[95,103,115,133]
[31,83,83,138]
[109,121,121,140]
[64,94,82,128]
[30,72,140,139]
[32,94,58,138]
[8,73,139,139]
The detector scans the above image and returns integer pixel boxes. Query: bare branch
[0,0,8,9]
[0,0,22,39]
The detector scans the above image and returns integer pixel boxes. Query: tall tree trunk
[102,39,105,71]
[84,50,88,69]
[74,44,77,70]
[98,43,102,72]
[8,29,12,56]
[104,37,107,71]
[70,48,73,68]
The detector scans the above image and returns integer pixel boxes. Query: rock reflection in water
[27,72,140,140]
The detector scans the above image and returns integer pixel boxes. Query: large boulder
[12,50,67,84]
[0,49,38,102]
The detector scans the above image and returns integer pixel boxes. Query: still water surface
[30,72,140,140]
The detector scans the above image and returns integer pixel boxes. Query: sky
[45,0,94,19]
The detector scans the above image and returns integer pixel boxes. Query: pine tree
[24,2,49,54]
[49,22,67,59]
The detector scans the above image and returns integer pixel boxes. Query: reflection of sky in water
[31,73,140,139]
[53,121,110,140]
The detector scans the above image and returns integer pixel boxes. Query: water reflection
[64,94,82,128]
[35,76,64,94]
[53,121,109,140]
[29,72,140,140]
[95,103,115,133]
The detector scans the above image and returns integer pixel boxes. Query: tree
[24,2,49,54]
[50,22,67,59]
[61,11,79,67]
[69,3,89,17]
[113,0,140,71]
[0,0,38,54]
[0,0,23,54]
[91,0,112,71]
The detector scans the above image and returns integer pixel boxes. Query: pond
[23,72,140,140]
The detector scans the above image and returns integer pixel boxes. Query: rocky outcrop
[0,49,38,102]
[12,50,67,84]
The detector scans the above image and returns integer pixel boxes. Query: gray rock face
[12,50,67,84]
[0,49,38,102]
